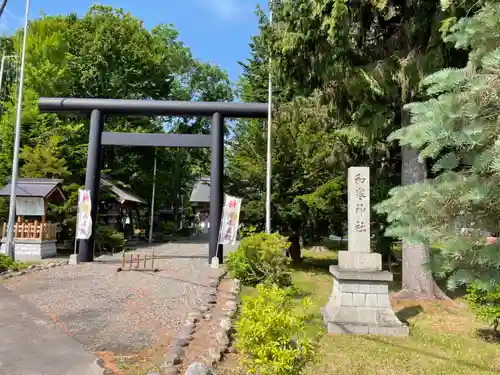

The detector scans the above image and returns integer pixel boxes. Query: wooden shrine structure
[0,178,65,260]
[99,175,147,239]
[190,177,210,233]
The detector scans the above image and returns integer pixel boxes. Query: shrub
[235,284,314,375]
[162,221,178,235]
[466,284,500,332]
[239,224,257,239]
[177,226,193,237]
[226,232,291,287]
[95,226,125,252]
[0,254,27,272]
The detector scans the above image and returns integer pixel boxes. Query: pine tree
[376,1,500,291]
[20,136,70,179]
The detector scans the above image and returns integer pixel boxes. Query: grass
[222,249,500,375]
[0,254,43,273]
[21,260,44,267]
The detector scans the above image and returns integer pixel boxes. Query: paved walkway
[0,238,235,374]
[0,286,103,375]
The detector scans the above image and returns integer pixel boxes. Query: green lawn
[222,250,500,375]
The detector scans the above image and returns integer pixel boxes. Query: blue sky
[0,0,268,84]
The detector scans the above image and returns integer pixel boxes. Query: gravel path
[3,239,234,356]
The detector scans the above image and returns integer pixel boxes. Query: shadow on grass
[290,256,338,276]
[436,281,467,300]
[320,238,348,251]
[396,305,424,324]
[362,334,500,374]
[289,287,314,299]
[476,328,500,343]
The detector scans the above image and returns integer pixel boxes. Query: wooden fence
[1,222,58,240]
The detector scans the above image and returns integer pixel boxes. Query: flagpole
[148,148,157,244]
[265,0,273,234]
[5,0,30,259]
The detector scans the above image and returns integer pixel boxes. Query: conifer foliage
[376,1,500,291]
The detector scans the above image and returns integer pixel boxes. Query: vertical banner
[218,194,243,245]
[76,189,92,240]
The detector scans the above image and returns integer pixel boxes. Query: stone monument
[322,166,409,336]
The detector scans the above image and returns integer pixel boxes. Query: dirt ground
[3,239,234,374]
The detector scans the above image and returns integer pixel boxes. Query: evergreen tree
[228,0,470,274]
[376,1,500,291]
[0,6,233,224]
[228,23,349,260]
[20,136,70,179]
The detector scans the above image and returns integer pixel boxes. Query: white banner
[75,189,92,240]
[218,194,242,246]
[16,197,45,216]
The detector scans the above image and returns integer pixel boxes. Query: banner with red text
[76,189,92,240]
[218,194,242,245]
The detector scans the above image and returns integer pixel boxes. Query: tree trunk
[288,232,302,264]
[397,145,449,300]
[375,232,393,264]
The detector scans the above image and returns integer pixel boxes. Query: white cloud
[197,0,254,21]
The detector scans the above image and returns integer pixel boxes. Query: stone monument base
[322,265,409,336]
[1,238,57,261]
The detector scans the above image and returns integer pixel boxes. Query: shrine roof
[0,178,64,198]
[101,175,146,205]
[190,177,210,203]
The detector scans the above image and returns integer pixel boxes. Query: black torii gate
[38,97,268,264]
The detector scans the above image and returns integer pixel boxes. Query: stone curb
[0,260,68,280]
[204,277,240,369]
[159,270,229,375]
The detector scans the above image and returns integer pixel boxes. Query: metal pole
[5,0,30,260]
[78,109,104,262]
[180,194,184,230]
[0,55,17,98]
[148,148,157,244]
[0,54,6,96]
[265,1,273,234]
[209,112,224,265]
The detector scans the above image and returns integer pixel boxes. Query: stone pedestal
[1,239,57,260]
[322,265,409,336]
[338,250,382,271]
[323,166,408,336]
